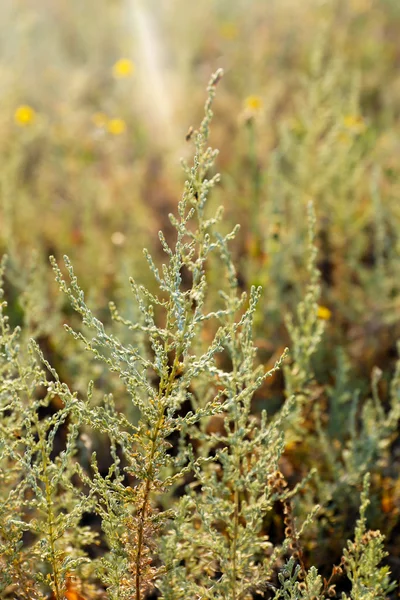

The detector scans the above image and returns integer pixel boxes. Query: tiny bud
[211,69,224,86]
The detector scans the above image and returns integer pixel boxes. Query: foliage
[1,2,400,597]
[1,70,399,600]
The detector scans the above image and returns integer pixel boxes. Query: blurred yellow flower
[245,95,263,112]
[343,114,366,134]
[219,22,239,40]
[317,305,332,320]
[14,105,36,126]
[107,118,126,135]
[112,58,135,79]
[92,112,108,128]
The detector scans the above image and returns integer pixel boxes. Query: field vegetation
[1,1,400,599]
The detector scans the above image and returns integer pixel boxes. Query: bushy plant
[0,72,398,600]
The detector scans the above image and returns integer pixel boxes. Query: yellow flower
[14,105,36,126]
[112,58,135,79]
[219,22,239,41]
[317,305,332,320]
[92,112,108,128]
[244,95,263,113]
[107,118,126,135]
[343,114,366,134]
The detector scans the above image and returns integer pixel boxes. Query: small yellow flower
[317,305,332,320]
[244,95,263,113]
[112,58,135,79]
[219,22,239,41]
[14,105,36,126]
[343,114,366,134]
[91,112,108,128]
[107,118,126,136]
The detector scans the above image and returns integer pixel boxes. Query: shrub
[0,72,398,600]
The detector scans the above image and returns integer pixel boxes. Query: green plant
[0,71,398,600]
[342,474,397,600]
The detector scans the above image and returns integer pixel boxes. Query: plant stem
[134,352,181,600]
[38,427,62,600]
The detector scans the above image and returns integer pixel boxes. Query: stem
[134,353,181,600]
[248,119,262,243]
[38,427,62,600]
[231,486,239,600]
[135,477,152,600]
[134,177,207,598]
[229,310,241,600]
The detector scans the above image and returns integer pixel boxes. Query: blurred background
[2,0,400,368]
[1,0,400,582]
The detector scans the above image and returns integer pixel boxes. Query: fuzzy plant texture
[0,72,399,600]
